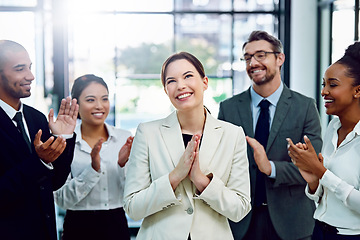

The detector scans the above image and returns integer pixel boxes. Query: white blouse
[54,123,131,210]
[306,117,360,235]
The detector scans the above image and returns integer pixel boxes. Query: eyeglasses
[241,51,279,64]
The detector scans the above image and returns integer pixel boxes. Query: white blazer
[124,111,251,240]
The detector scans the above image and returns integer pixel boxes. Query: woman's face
[78,82,109,126]
[321,63,360,117]
[163,59,208,112]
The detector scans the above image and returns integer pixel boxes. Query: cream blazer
[124,111,251,240]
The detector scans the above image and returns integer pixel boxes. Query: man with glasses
[218,30,322,240]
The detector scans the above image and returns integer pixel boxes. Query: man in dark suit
[218,31,322,240]
[0,40,78,240]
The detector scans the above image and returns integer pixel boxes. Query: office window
[0,0,281,237]
[0,0,37,7]
[0,11,49,113]
[332,0,356,61]
[65,1,279,129]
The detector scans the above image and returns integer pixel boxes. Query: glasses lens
[242,55,251,62]
[254,52,266,61]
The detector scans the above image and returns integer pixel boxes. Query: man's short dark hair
[242,30,283,53]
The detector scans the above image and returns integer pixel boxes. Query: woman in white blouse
[287,42,360,239]
[54,74,133,240]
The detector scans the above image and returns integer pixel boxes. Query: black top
[182,133,203,148]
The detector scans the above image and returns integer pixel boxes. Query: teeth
[178,93,191,99]
[93,113,103,116]
[252,70,263,73]
[324,99,334,103]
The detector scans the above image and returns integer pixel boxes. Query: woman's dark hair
[161,52,205,86]
[71,74,108,119]
[336,41,360,86]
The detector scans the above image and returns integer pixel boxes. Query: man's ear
[276,52,285,67]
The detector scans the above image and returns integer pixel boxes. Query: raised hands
[48,97,79,135]
[34,129,67,164]
[118,136,134,167]
[169,134,201,190]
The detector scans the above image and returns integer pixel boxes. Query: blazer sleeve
[0,110,75,211]
[218,101,225,121]
[51,134,76,190]
[194,126,251,222]
[272,98,322,187]
[123,123,181,221]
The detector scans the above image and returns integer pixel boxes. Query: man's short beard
[252,72,275,86]
[0,73,31,99]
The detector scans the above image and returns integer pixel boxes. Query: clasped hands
[169,134,210,193]
[34,97,79,164]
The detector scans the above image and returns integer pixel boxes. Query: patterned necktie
[13,112,32,153]
[254,99,270,206]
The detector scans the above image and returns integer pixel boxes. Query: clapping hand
[48,97,79,135]
[90,138,104,172]
[246,136,272,176]
[287,136,326,188]
[118,136,134,167]
[34,129,67,163]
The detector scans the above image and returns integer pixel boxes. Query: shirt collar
[75,122,116,143]
[0,98,23,119]
[354,120,360,135]
[250,81,283,107]
[330,117,360,136]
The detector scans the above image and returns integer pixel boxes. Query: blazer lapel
[267,85,291,151]
[199,113,223,173]
[23,105,38,144]
[159,111,185,168]
[237,89,254,138]
[0,107,31,156]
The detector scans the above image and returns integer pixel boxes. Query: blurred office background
[0,0,358,238]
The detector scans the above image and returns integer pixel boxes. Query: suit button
[40,186,44,190]
[186,207,193,215]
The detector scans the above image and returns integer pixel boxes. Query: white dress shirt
[306,117,360,235]
[54,122,131,210]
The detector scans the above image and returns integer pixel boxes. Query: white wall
[290,0,318,99]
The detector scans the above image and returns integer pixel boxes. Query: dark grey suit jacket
[218,85,322,240]
[0,104,75,240]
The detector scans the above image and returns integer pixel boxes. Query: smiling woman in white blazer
[124,52,251,240]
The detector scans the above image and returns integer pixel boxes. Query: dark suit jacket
[0,104,75,240]
[218,85,322,240]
